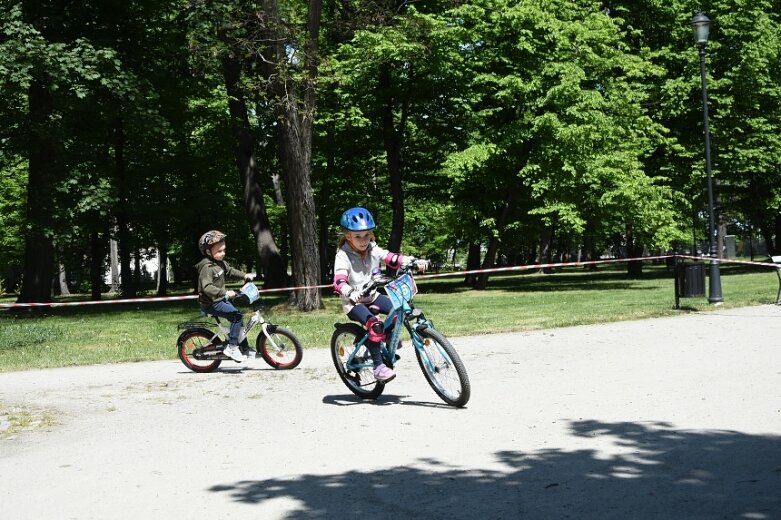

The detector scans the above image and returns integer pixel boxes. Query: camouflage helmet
[198,230,227,256]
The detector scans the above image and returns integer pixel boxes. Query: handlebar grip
[359,282,376,298]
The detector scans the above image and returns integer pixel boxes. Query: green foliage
[3,0,781,296]
[430,0,686,259]
[0,4,128,97]
[0,156,26,276]
[706,1,781,242]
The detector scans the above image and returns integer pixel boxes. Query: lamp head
[691,12,711,46]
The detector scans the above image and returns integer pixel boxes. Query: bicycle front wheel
[330,323,384,400]
[256,326,303,369]
[414,327,470,407]
[177,328,222,373]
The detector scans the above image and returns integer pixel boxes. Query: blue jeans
[206,300,244,346]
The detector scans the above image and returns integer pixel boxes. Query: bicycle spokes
[256,327,303,370]
[415,329,471,407]
[330,325,384,400]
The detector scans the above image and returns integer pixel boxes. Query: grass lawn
[0,262,776,372]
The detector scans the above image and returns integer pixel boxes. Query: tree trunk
[109,232,120,294]
[278,119,322,310]
[221,53,289,288]
[133,244,142,290]
[773,215,781,256]
[714,183,723,259]
[626,224,643,278]
[57,263,70,296]
[378,63,407,252]
[257,0,323,310]
[475,191,515,290]
[90,229,105,300]
[18,77,56,304]
[464,243,480,286]
[319,125,336,284]
[113,118,136,297]
[156,241,168,296]
[584,219,598,270]
[271,173,289,265]
[169,255,180,286]
[760,222,774,256]
[537,225,553,273]
[476,235,501,290]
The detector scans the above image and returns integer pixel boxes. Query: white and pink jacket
[332,241,406,313]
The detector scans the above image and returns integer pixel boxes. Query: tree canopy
[2,0,780,303]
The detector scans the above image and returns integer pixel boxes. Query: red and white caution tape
[674,254,780,269]
[416,254,674,280]
[0,254,776,309]
[0,285,333,309]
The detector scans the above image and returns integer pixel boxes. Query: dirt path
[2,306,781,519]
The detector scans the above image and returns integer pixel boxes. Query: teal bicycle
[330,264,471,407]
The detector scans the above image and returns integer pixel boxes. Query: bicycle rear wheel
[256,326,303,369]
[330,323,384,400]
[177,328,222,373]
[414,327,470,407]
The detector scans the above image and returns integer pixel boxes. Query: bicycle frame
[208,309,282,350]
[344,278,435,373]
[202,281,283,350]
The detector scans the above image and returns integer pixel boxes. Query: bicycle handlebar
[230,290,264,310]
[357,262,419,298]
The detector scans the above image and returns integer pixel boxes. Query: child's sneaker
[373,363,396,383]
[223,344,245,362]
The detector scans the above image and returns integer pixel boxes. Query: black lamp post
[691,11,723,303]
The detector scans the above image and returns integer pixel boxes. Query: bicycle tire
[256,326,303,369]
[330,323,384,400]
[177,327,222,373]
[414,327,470,407]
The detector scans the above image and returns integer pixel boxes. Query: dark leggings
[347,294,394,367]
[347,294,394,325]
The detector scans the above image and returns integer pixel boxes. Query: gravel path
[2,305,780,519]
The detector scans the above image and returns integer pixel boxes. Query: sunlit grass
[0,263,776,372]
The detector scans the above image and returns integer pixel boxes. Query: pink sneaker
[373,364,396,383]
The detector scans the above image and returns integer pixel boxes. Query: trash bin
[676,262,705,297]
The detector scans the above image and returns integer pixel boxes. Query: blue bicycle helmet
[340,207,376,231]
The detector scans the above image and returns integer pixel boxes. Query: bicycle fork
[258,322,283,351]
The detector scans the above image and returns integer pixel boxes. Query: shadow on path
[322,393,456,409]
[208,420,781,519]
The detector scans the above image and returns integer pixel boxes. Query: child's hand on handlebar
[244,273,256,282]
[225,290,237,299]
[347,288,363,304]
[404,256,430,273]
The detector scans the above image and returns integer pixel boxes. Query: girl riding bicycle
[332,207,428,383]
